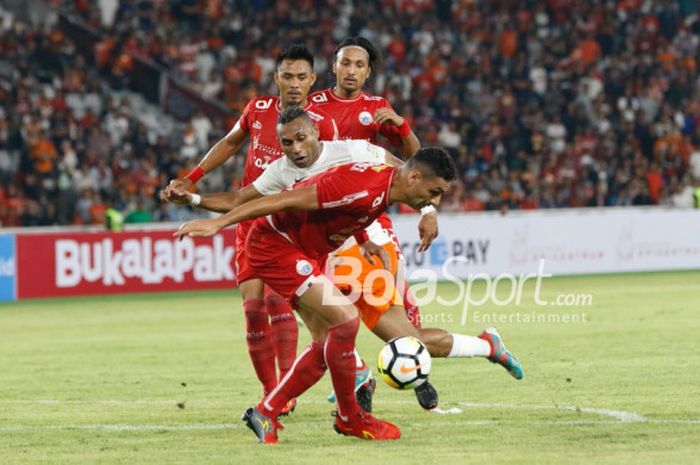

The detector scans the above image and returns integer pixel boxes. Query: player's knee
[242,298,267,322]
[327,304,359,327]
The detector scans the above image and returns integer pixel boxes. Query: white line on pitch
[4,399,699,425]
[1,419,699,433]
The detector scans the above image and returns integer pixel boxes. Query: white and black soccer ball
[377,336,431,390]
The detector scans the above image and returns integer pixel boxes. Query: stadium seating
[1,0,699,226]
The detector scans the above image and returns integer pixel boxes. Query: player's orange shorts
[327,242,404,330]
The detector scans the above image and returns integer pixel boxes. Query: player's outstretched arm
[161,125,248,198]
[160,182,262,214]
[174,185,319,239]
[198,186,263,213]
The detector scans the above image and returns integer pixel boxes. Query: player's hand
[174,218,222,240]
[360,240,391,270]
[373,108,404,127]
[161,183,193,206]
[160,178,193,203]
[418,212,438,252]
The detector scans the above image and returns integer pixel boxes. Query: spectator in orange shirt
[31,131,58,175]
[499,28,518,59]
[646,161,664,203]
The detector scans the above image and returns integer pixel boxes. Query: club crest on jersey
[296,260,313,276]
[358,111,373,126]
[252,120,262,129]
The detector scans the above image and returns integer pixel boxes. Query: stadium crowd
[2,0,700,226]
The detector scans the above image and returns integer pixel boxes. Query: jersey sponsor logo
[254,155,274,169]
[311,93,328,103]
[358,111,373,126]
[296,259,313,276]
[252,135,283,158]
[294,176,306,183]
[254,98,274,110]
[321,190,368,209]
[252,120,262,130]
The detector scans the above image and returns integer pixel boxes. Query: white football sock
[447,334,491,358]
[354,349,365,368]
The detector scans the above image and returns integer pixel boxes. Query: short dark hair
[277,105,311,125]
[276,44,314,69]
[335,36,381,69]
[406,147,457,182]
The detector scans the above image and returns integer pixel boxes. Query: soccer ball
[377,336,431,390]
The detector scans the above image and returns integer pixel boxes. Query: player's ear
[310,72,317,87]
[407,168,422,186]
[273,71,280,86]
[332,60,337,75]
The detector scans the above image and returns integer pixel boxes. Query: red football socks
[242,298,277,395]
[264,287,298,381]
[258,340,326,417]
[324,316,362,420]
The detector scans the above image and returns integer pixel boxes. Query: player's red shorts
[246,219,323,302]
[328,241,403,330]
[234,220,255,285]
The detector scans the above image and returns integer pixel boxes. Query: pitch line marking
[1,419,699,433]
[457,401,647,423]
[3,399,698,426]
[0,398,648,421]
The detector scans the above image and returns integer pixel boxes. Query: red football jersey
[237,96,338,188]
[266,162,396,258]
[308,88,405,147]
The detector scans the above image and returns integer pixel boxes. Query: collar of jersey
[328,88,365,103]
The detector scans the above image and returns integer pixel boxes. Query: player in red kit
[310,36,441,408]
[167,108,524,417]
[310,37,419,157]
[175,122,458,443]
[161,45,337,415]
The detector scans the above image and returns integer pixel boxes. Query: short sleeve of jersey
[377,100,405,148]
[237,100,254,133]
[251,158,288,195]
[344,140,387,164]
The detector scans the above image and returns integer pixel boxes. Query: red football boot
[333,410,401,440]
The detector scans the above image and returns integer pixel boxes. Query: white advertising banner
[389,207,700,280]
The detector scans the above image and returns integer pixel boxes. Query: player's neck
[280,98,309,110]
[388,173,405,205]
[332,85,362,100]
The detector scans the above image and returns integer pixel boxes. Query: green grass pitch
[1,271,699,465]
